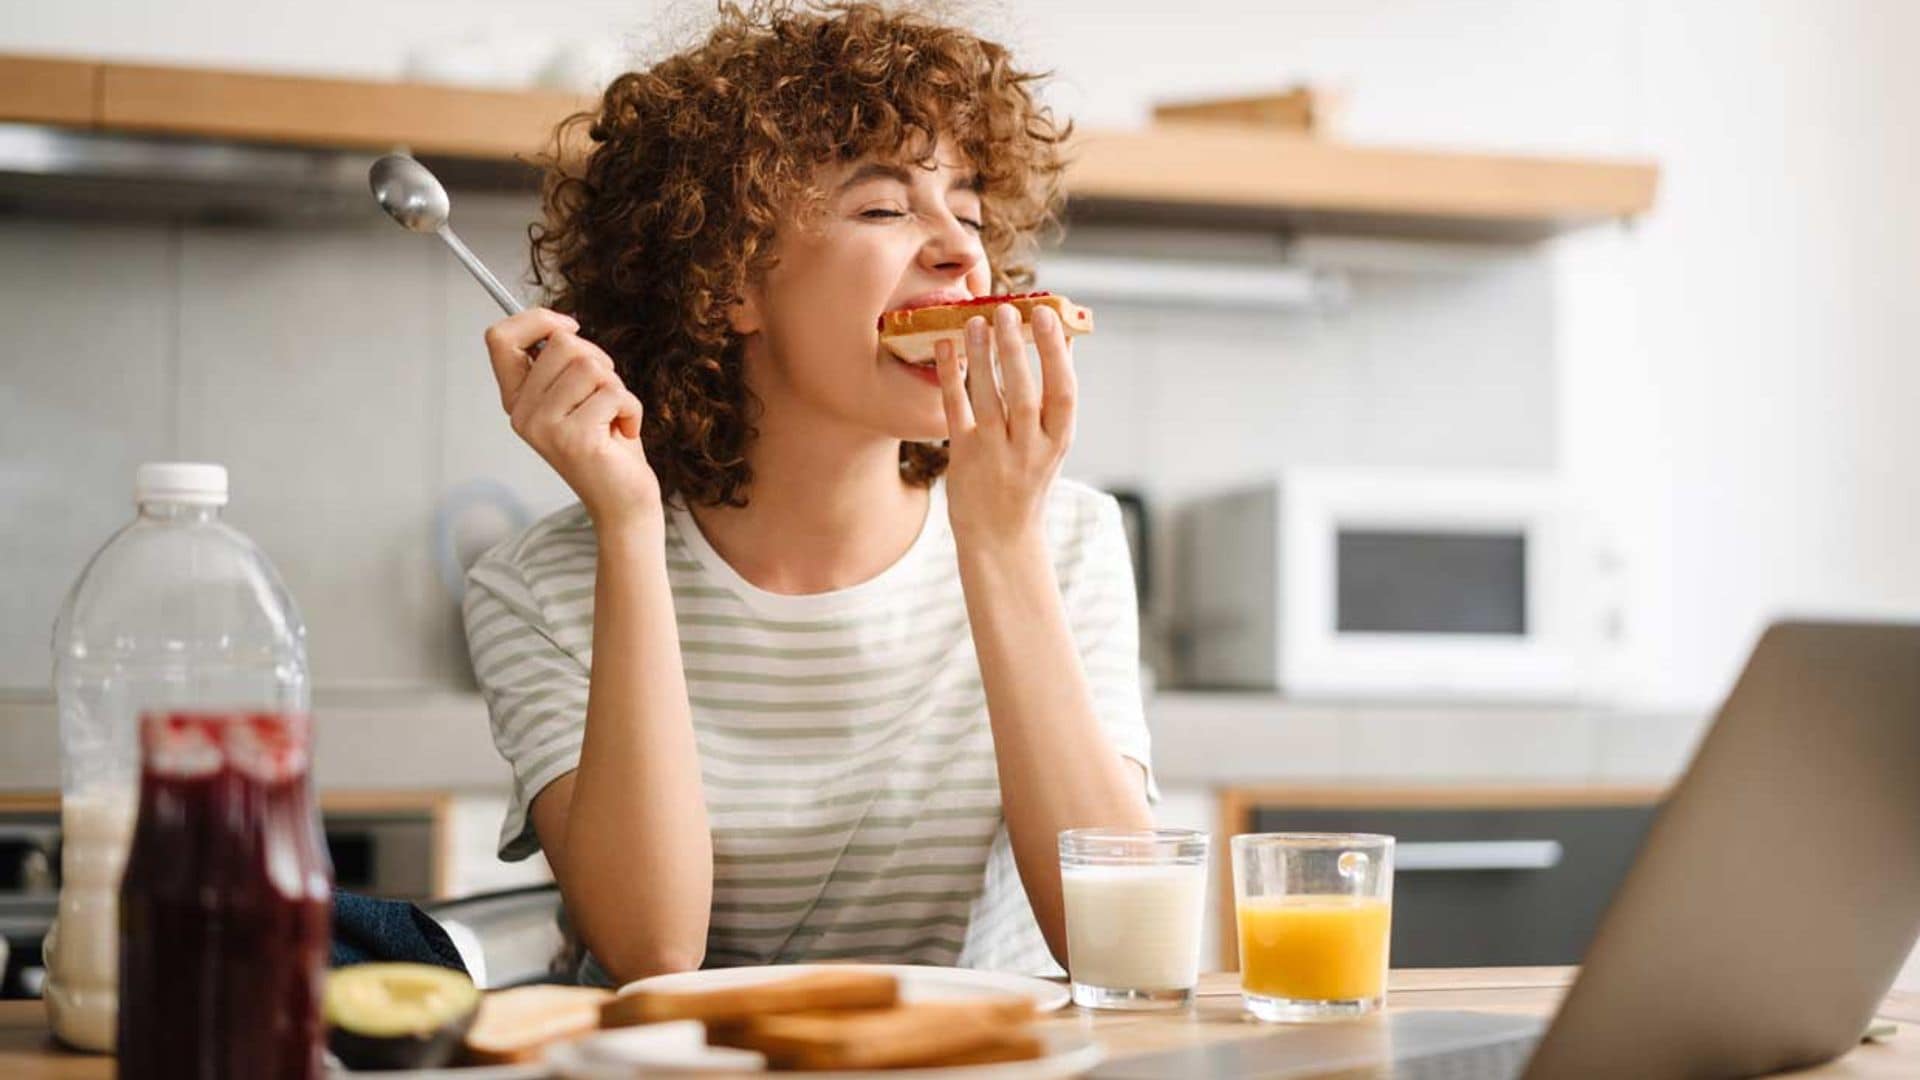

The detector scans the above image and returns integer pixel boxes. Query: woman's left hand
[935,302,1077,550]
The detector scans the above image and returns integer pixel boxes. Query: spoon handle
[435,223,524,316]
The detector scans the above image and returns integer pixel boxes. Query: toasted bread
[600,969,898,1028]
[459,984,611,1065]
[877,292,1094,363]
[717,998,1038,1071]
[915,1029,1047,1067]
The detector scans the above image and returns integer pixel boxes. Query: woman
[465,0,1154,986]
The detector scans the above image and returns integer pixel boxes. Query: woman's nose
[921,218,981,276]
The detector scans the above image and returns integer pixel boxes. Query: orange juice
[1237,895,1392,1001]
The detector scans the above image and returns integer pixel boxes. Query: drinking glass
[1231,833,1395,1022]
[1059,828,1210,1010]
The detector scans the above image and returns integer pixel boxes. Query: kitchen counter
[0,691,506,793]
[1144,692,1711,787]
[1,969,1912,1077]
[0,690,1713,794]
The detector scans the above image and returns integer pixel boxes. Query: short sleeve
[463,553,590,861]
[1057,488,1159,803]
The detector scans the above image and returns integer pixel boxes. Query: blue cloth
[329,889,467,974]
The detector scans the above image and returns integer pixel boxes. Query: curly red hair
[529,0,1070,508]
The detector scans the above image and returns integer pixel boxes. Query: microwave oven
[1173,469,1583,700]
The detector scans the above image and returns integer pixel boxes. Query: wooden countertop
[3,968,1912,1077]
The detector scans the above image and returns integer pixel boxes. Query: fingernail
[995,303,1019,328]
[1034,305,1057,331]
[966,316,989,349]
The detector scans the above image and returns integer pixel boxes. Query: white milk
[1061,862,1207,990]
[44,791,138,1052]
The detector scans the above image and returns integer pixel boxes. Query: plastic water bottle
[46,463,309,1052]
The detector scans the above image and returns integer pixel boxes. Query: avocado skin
[327,1007,477,1071]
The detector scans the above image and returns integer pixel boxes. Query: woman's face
[734,139,993,445]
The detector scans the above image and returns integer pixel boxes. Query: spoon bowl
[369,154,452,234]
[368,154,524,315]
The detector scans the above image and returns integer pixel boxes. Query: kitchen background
[2,1,1917,988]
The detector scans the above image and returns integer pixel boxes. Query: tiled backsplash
[1,201,1555,692]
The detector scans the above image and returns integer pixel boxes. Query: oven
[0,801,439,999]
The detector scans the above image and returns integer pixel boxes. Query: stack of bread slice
[600,969,1046,1070]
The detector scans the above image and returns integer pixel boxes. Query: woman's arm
[935,304,1153,967]
[531,522,711,981]
[955,536,1152,965]
[485,308,712,982]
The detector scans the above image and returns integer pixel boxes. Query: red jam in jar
[117,712,332,1079]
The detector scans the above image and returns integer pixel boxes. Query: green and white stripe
[463,476,1152,978]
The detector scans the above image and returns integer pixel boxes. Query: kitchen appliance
[0,804,439,1001]
[1174,468,1583,699]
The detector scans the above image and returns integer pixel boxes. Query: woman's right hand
[485,307,661,531]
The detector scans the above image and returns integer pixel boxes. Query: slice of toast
[877,292,1094,364]
[914,1029,1047,1067]
[600,969,898,1028]
[717,998,1038,1071]
[460,984,612,1065]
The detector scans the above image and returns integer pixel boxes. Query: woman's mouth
[894,354,943,386]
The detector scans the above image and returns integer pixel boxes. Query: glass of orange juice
[1231,833,1395,1022]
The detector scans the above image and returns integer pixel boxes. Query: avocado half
[325,963,482,1072]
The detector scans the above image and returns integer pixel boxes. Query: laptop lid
[1524,620,1920,1078]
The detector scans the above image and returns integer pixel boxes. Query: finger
[994,302,1040,432]
[571,381,630,434]
[963,315,1003,431]
[484,308,578,411]
[934,338,975,438]
[546,358,609,419]
[614,390,643,440]
[517,352,605,436]
[520,331,611,412]
[1033,304,1077,440]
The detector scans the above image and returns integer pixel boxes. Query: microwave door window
[1335,530,1527,636]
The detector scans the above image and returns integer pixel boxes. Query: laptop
[1093,620,1920,1079]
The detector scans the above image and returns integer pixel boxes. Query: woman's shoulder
[467,502,597,593]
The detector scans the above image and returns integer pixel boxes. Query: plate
[327,1061,548,1079]
[615,964,1072,1013]
[546,1022,1102,1079]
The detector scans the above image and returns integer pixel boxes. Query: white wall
[1600,2,1920,709]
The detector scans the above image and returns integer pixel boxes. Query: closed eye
[858,207,982,232]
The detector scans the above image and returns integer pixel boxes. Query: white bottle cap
[135,463,229,506]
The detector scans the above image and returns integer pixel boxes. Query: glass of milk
[1059,827,1210,1010]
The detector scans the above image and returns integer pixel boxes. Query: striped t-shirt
[462,476,1153,978]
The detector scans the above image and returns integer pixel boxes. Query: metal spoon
[369,154,525,316]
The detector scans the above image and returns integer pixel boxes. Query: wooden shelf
[98,63,592,160]
[0,56,95,126]
[1065,126,1658,241]
[0,54,592,160]
[0,54,1659,240]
